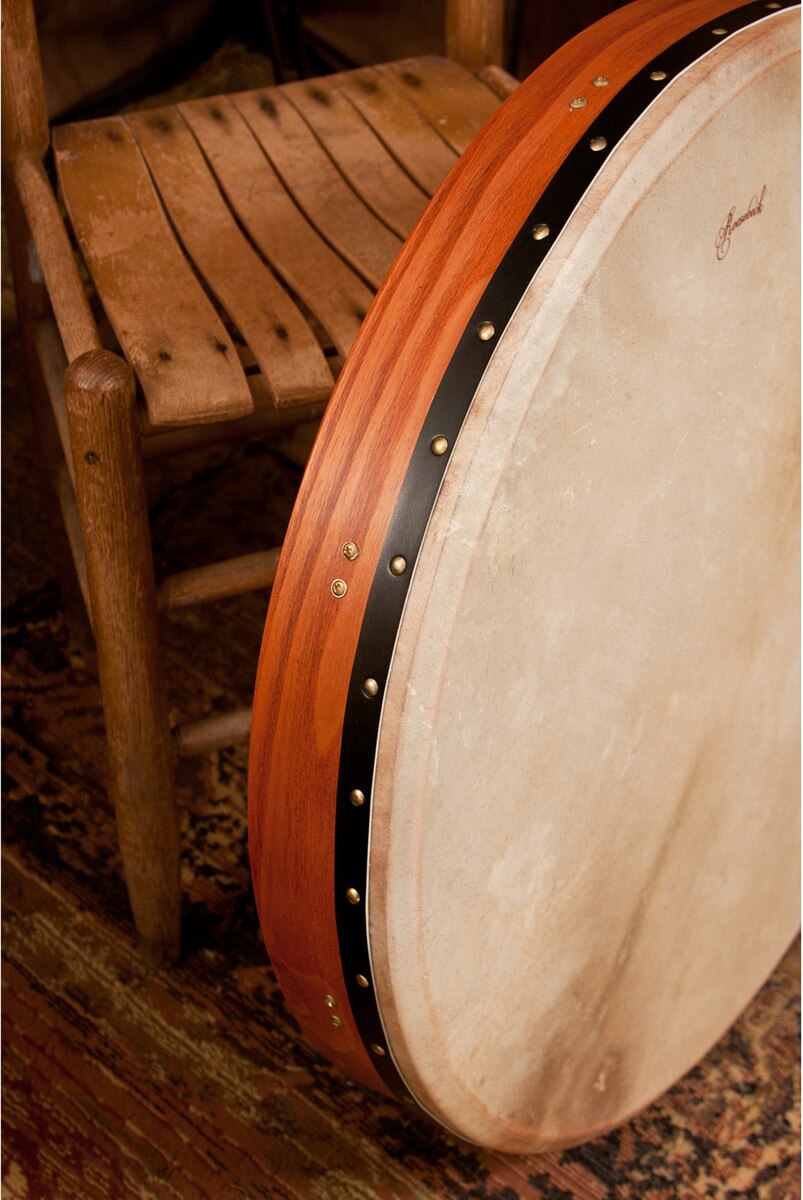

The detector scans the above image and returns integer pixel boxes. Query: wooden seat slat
[379,56,502,155]
[282,77,430,239]
[125,106,333,410]
[179,95,373,359]
[335,65,459,198]
[53,116,253,428]
[230,87,403,289]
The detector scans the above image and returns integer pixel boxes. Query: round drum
[249,0,800,1153]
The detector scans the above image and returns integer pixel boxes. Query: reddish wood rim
[248,0,793,1101]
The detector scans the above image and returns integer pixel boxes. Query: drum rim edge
[247,0,799,1117]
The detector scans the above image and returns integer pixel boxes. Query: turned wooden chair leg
[4,184,92,649]
[64,349,180,965]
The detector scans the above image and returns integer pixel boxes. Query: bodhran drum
[248,0,800,1153]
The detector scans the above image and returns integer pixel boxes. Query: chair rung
[141,388,325,453]
[158,549,280,611]
[174,708,252,757]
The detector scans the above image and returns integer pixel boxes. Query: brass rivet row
[431,435,449,456]
[342,541,359,561]
[533,223,550,241]
[330,1015,345,1028]
[324,994,338,1008]
[592,75,610,87]
[331,578,348,597]
[350,788,365,806]
[371,1043,386,1056]
[389,556,407,576]
[356,974,370,988]
[362,677,379,698]
[569,96,587,110]
[346,887,361,905]
[650,70,667,81]
[589,135,607,152]
[477,321,496,341]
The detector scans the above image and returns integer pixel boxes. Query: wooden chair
[2,0,516,964]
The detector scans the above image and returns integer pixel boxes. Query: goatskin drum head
[249,1,800,1153]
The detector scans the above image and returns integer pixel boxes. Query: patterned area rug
[3,302,801,1199]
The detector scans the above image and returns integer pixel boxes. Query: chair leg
[64,349,180,965]
[4,183,92,650]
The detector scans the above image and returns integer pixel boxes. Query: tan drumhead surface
[368,14,800,1152]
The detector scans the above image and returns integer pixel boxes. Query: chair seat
[52,57,505,430]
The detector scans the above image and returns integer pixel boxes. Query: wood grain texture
[54,119,253,429]
[446,0,505,70]
[32,319,73,487]
[248,0,787,1100]
[336,66,460,197]
[53,461,91,622]
[158,548,281,611]
[12,155,101,363]
[0,0,48,159]
[477,62,521,98]
[65,350,179,964]
[173,708,252,756]
[125,107,333,410]
[140,399,326,458]
[231,86,403,289]
[282,76,431,238]
[179,94,374,359]
[379,56,502,154]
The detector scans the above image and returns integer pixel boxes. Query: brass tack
[712,26,728,35]
[362,678,379,698]
[592,76,610,87]
[477,322,495,341]
[650,70,667,81]
[350,788,365,807]
[766,2,781,7]
[330,1015,345,1028]
[389,556,407,576]
[533,223,550,241]
[331,578,348,598]
[356,974,370,988]
[346,887,361,905]
[589,136,607,152]
[370,1043,386,1056]
[569,96,587,109]
[324,994,338,1008]
[342,541,359,561]
[431,436,448,456]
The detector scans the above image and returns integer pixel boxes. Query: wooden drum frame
[249,0,800,1152]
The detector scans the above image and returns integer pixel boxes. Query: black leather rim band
[332,0,797,1102]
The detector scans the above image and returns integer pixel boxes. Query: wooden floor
[3,305,801,1199]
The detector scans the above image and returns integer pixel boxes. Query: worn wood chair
[2,0,516,964]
